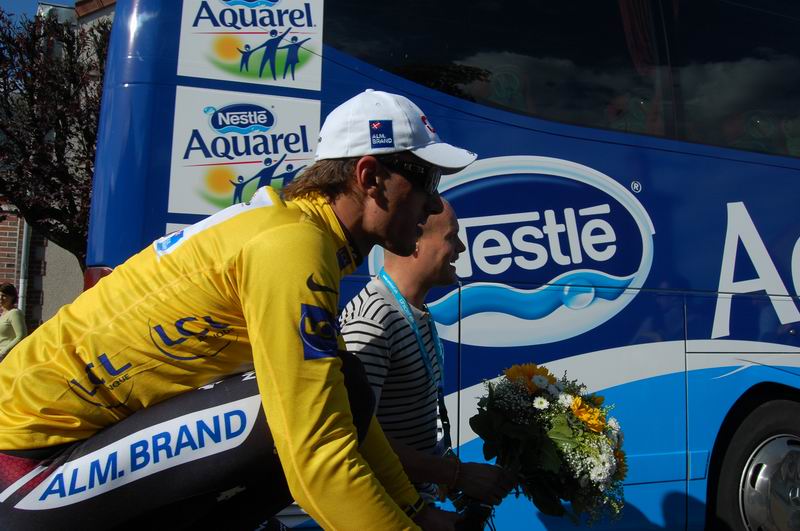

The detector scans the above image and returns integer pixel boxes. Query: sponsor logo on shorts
[14,396,261,509]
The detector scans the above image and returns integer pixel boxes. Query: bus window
[672,0,800,157]
[325,1,677,138]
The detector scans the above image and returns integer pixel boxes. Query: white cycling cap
[315,89,477,173]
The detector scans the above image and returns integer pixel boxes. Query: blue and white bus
[87,1,800,529]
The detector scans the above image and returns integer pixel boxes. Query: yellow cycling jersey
[0,187,421,529]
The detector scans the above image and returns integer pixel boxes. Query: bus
[87,1,800,529]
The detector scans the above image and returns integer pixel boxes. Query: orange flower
[504,363,557,394]
[504,364,536,393]
[570,396,606,433]
[587,394,605,407]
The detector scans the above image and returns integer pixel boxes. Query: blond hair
[282,158,358,202]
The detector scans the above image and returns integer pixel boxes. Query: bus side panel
[89,84,176,266]
[685,292,800,528]
[88,0,181,267]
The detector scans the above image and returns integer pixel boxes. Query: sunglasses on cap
[377,155,442,195]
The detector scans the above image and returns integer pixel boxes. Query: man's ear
[355,156,385,200]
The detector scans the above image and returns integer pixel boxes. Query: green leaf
[548,414,577,448]
[538,437,562,473]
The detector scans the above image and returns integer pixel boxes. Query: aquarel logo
[204,104,275,135]
[184,103,309,162]
[425,156,654,347]
[183,102,311,209]
[195,0,312,30]
[191,0,316,82]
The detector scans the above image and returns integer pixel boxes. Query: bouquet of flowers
[464,363,627,525]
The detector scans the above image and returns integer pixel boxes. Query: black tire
[709,399,800,531]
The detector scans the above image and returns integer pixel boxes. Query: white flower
[558,394,575,408]
[589,465,608,483]
[546,384,560,397]
[608,417,620,433]
[533,396,550,410]
[533,375,550,388]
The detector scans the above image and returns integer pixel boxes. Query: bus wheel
[713,399,800,531]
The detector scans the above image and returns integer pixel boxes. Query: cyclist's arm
[238,225,420,530]
[359,416,426,503]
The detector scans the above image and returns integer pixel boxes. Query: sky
[0,0,75,18]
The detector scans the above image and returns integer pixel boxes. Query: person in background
[340,200,515,508]
[0,283,26,362]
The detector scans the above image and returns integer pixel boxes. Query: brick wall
[0,202,48,332]
[0,211,23,291]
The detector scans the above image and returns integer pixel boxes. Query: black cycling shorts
[0,351,374,531]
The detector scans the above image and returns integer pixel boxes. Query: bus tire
[711,399,800,531]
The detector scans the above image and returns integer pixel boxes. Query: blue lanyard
[378,268,444,391]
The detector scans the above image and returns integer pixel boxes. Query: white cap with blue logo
[315,89,477,173]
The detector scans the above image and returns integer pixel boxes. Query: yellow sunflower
[570,396,606,433]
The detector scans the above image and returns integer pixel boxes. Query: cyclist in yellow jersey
[0,90,477,530]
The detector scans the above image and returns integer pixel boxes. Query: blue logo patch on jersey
[154,230,185,256]
[300,304,338,360]
[369,120,394,148]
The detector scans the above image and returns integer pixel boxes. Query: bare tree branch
[0,9,111,270]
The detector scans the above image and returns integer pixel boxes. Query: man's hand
[455,462,516,506]
[413,505,462,531]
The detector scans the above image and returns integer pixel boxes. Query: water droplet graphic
[562,282,595,310]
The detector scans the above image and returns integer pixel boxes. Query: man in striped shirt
[340,200,515,506]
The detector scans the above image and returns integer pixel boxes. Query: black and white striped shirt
[339,278,443,455]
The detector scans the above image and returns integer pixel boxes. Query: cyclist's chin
[382,236,416,258]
